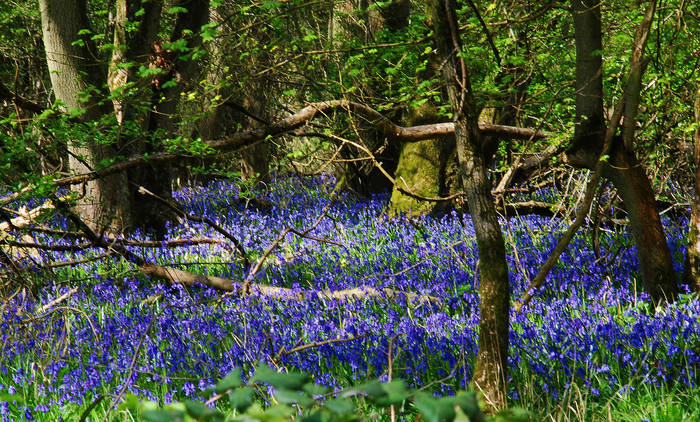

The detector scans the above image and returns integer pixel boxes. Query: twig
[387,334,399,422]
[515,83,631,312]
[277,333,372,359]
[244,201,336,282]
[35,288,78,314]
[0,237,224,252]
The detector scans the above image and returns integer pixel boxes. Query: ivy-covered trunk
[429,0,510,411]
[109,0,175,239]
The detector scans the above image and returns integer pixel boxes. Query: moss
[389,138,449,215]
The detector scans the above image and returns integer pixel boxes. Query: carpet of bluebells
[1,175,699,420]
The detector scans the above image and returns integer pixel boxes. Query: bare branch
[51,101,551,189]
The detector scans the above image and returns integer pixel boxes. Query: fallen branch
[0,82,45,114]
[0,202,55,231]
[0,201,56,259]
[141,263,439,304]
[280,333,372,356]
[500,201,556,217]
[245,201,338,282]
[35,288,78,314]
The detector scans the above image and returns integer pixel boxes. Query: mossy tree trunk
[389,104,454,215]
[429,0,510,412]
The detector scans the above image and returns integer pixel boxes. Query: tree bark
[429,0,509,411]
[567,0,678,303]
[39,0,132,231]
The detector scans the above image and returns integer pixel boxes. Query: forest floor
[1,175,698,421]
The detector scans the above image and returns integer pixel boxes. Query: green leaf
[262,1,282,9]
[160,79,179,89]
[453,406,471,422]
[229,387,254,411]
[373,380,410,406]
[215,368,242,393]
[141,409,185,422]
[183,400,224,421]
[117,393,139,411]
[413,392,455,422]
[452,392,484,422]
[274,388,314,408]
[494,407,532,422]
[251,365,309,390]
[248,403,296,420]
[323,398,354,414]
[167,6,188,14]
[340,380,386,398]
[302,383,328,396]
[299,410,325,422]
[0,394,23,404]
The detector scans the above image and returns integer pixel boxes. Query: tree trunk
[389,0,451,214]
[607,146,679,300]
[429,0,509,411]
[568,0,678,303]
[143,0,210,236]
[108,0,175,238]
[39,0,132,231]
[567,0,605,169]
[687,90,700,294]
[199,3,270,185]
[239,93,271,185]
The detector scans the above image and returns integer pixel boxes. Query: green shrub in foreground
[127,365,531,422]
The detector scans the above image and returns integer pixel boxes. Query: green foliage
[129,365,535,422]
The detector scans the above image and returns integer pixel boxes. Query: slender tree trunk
[429,0,509,411]
[142,0,210,236]
[567,0,606,168]
[39,0,132,231]
[687,90,700,294]
[568,0,678,303]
